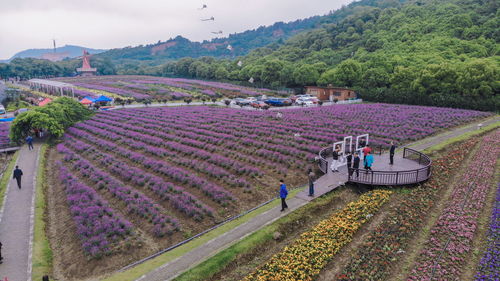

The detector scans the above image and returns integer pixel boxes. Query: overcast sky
[0,0,354,60]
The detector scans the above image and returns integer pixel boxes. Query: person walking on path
[352,152,360,177]
[279,180,288,212]
[364,151,374,173]
[25,135,33,150]
[389,141,396,165]
[308,169,315,196]
[0,241,3,264]
[13,166,23,189]
[330,147,340,172]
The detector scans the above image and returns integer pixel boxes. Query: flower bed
[0,122,11,148]
[54,75,285,101]
[244,189,392,281]
[58,165,135,258]
[408,130,500,280]
[336,136,480,280]
[474,182,500,281]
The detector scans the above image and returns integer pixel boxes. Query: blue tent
[95,95,113,102]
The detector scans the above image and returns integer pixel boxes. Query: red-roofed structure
[76,50,97,76]
[38,98,52,107]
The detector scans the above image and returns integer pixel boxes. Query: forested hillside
[163,0,499,111]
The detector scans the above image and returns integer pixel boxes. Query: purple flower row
[408,130,500,280]
[0,122,11,148]
[71,122,236,203]
[88,117,263,177]
[64,128,215,219]
[474,182,500,281]
[58,164,134,258]
[58,143,180,237]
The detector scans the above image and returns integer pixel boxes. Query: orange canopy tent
[38,98,52,107]
[80,98,93,105]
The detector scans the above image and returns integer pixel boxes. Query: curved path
[136,116,499,281]
[0,142,40,281]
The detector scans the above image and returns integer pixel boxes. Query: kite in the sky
[201,16,215,21]
[198,4,207,10]
[227,44,233,51]
[211,31,223,34]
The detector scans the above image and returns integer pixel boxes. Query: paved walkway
[0,143,40,281]
[136,116,499,281]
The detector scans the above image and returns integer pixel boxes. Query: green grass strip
[32,144,53,280]
[0,150,19,210]
[102,187,303,281]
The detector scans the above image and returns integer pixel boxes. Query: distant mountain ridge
[95,16,322,64]
[2,45,106,62]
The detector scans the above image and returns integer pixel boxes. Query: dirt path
[0,142,41,281]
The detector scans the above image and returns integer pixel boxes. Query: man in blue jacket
[279,179,288,212]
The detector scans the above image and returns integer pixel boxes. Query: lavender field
[55,75,286,100]
[49,103,491,272]
[0,122,12,149]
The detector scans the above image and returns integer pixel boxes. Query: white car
[296,97,314,106]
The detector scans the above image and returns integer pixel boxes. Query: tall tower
[76,50,97,76]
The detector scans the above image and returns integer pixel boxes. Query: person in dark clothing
[346,152,353,176]
[346,152,353,168]
[13,166,23,189]
[389,141,397,165]
[26,135,34,150]
[0,241,3,264]
[308,168,315,196]
[279,179,288,211]
[331,147,340,172]
[352,152,360,177]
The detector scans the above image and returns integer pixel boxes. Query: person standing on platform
[389,141,397,165]
[346,152,353,175]
[26,135,33,150]
[279,180,288,212]
[13,166,23,189]
[308,168,315,196]
[362,144,372,160]
[365,151,374,173]
[353,152,360,177]
[330,147,340,172]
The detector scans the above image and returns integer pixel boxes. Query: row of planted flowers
[58,164,135,258]
[57,143,181,237]
[66,126,235,205]
[408,130,500,280]
[474,182,500,281]
[61,133,215,220]
[244,189,392,281]
[335,136,481,280]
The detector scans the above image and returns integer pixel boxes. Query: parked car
[264,98,292,107]
[250,101,270,109]
[233,98,251,106]
[296,97,314,106]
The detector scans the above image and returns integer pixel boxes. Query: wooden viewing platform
[317,147,431,186]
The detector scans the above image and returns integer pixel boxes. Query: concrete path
[136,116,499,281]
[0,143,40,281]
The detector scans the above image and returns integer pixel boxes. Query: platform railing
[347,147,432,186]
[317,146,332,174]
